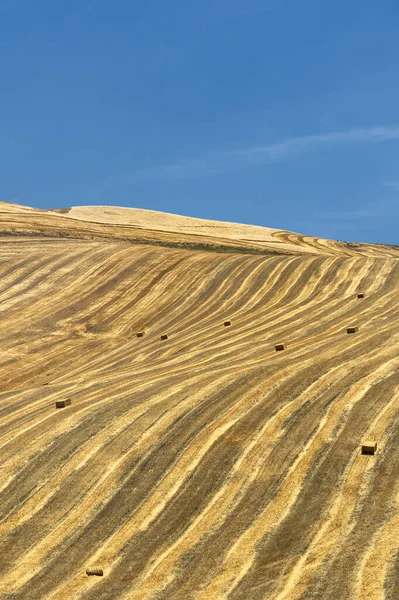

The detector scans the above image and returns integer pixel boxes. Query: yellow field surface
[0,201,398,599]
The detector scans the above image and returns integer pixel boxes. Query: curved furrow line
[224,367,399,600]
[317,404,399,600]
[0,254,50,294]
[0,367,214,481]
[0,373,254,592]
[1,318,368,584]
[47,300,399,414]
[80,253,384,376]
[0,376,230,581]
[119,353,398,600]
[90,308,398,412]
[9,245,148,328]
[99,252,231,336]
[271,383,399,600]
[36,340,399,596]
[48,253,273,380]
[55,256,355,381]
[0,251,74,313]
[0,242,109,310]
[159,255,283,334]
[289,386,399,600]
[0,245,125,354]
[139,352,399,600]
[3,370,271,597]
[47,253,250,376]
[74,281,399,390]
[73,249,196,336]
[0,362,240,512]
[355,481,399,600]
[0,215,398,600]
[113,253,268,335]
[55,255,382,382]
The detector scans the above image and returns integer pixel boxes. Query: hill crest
[0,200,398,257]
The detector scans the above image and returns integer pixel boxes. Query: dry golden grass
[0,201,398,599]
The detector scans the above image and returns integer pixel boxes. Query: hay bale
[224,321,231,327]
[55,399,71,409]
[357,293,365,299]
[86,568,103,576]
[361,441,377,455]
[161,334,168,340]
[275,344,285,351]
[346,326,358,334]
[136,332,144,338]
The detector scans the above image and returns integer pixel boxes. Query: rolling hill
[0,201,398,600]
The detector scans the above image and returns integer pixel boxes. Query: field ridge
[0,201,398,599]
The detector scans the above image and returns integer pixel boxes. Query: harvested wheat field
[0,200,399,600]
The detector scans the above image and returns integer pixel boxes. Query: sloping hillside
[0,201,398,600]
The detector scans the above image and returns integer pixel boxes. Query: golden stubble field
[0,201,398,600]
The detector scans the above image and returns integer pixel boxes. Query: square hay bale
[275,344,285,351]
[161,334,168,340]
[55,399,71,409]
[136,332,144,338]
[86,568,103,576]
[357,293,365,299]
[346,326,358,334]
[361,441,377,455]
[224,320,231,327]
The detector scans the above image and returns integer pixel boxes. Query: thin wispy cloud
[297,197,399,240]
[319,203,399,220]
[233,126,399,160]
[128,125,399,181]
[383,180,399,191]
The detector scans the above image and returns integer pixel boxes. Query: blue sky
[1,0,399,243]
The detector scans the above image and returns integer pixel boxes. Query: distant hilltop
[0,199,398,257]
